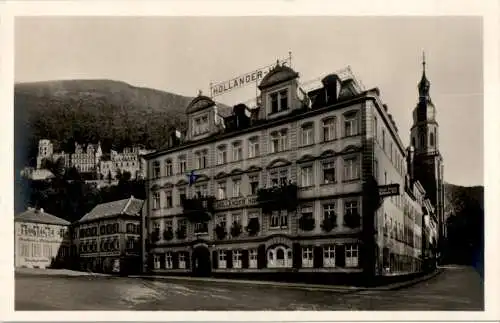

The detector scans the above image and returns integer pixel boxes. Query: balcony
[214,196,259,210]
[181,195,216,222]
[256,183,299,213]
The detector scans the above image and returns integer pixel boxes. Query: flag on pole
[187,170,200,186]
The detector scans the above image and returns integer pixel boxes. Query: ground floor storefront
[148,234,428,286]
[78,254,142,274]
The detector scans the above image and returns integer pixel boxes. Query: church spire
[418,51,431,101]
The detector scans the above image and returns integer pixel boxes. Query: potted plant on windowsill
[321,214,337,232]
[344,212,361,228]
[246,217,260,236]
[298,214,315,231]
[215,224,227,240]
[230,221,243,237]
[163,228,174,241]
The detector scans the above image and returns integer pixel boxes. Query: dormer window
[269,89,289,114]
[193,115,209,136]
[270,129,288,153]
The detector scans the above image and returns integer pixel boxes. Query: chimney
[233,104,251,129]
[168,129,182,148]
[321,74,341,104]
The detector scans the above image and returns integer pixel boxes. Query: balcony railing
[256,183,299,213]
[181,195,216,222]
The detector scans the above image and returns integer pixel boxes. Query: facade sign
[378,184,400,197]
[210,57,291,98]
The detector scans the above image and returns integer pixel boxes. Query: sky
[14,16,483,186]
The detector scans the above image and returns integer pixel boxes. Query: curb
[368,268,443,291]
[129,269,442,293]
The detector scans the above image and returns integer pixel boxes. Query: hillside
[14,79,229,169]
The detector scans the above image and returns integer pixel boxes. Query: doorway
[191,245,211,277]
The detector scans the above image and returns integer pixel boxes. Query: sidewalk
[129,269,443,292]
[15,267,110,277]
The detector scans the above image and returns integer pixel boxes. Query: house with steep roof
[15,208,71,269]
[73,196,144,274]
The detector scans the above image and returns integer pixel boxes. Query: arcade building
[143,58,442,282]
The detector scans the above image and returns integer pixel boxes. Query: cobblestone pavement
[15,266,483,311]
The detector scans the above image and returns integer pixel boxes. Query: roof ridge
[121,196,133,214]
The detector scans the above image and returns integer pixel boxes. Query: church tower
[410,53,446,255]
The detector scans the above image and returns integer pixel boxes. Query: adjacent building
[73,196,144,274]
[143,59,443,280]
[15,208,71,269]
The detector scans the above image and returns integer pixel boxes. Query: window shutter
[336,245,346,267]
[227,250,233,269]
[242,249,249,269]
[292,243,302,269]
[212,250,218,269]
[257,244,266,269]
[159,254,166,269]
[172,252,179,269]
[185,252,191,270]
[313,246,323,268]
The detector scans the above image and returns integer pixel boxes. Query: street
[15,266,483,311]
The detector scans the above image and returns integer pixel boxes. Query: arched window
[430,132,435,147]
[267,246,293,268]
[411,137,416,147]
[420,134,426,149]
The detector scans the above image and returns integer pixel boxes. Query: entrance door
[192,246,211,277]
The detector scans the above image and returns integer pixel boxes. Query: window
[270,210,288,229]
[270,129,288,153]
[218,250,227,268]
[249,249,258,268]
[249,174,259,195]
[267,246,292,268]
[179,253,186,269]
[323,203,336,220]
[152,161,161,178]
[346,244,359,267]
[270,92,279,113]
[279,169,288,186]
[195,184,208,197]
[178,187,186,205]
[164,190,173,208]
[216,214,227,228]
[193,115,209,135]
[217,182,227,200]
[232,142,242,161]
[233,250,242,268]
[323,246,336,267]
[153,254,161,269]
[373,159,379,181]
[217,145,227,165]
[20,243,29,257]
[270,171,279,187]
[301,123,314,146]
[344,112,359,137]
[300,165,313,187]
[373,116,378,139]
[178,218,187,233]
[232,178,241,197]
[322,160,336,184]
[164,220,173,233]
[302,247,314,268]
[343,157,360,181]
[248,137,259,158]
[430,132,435,147]
[279,90,288,111]
[195,150,208,169]
[194,222,208,234]
[322,118,336,142]
[152,192,161,209]
[165,252,173,269]
[345,200,359,217]
[165,159,173,176]
[178,156,187,174]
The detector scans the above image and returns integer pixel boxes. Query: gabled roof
[186,95,216,114]
[78,196,144,223]
[258,64,299,90]
[15,208,70,226]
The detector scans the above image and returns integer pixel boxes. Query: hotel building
[15,208,71,269]
[143,60,443,281]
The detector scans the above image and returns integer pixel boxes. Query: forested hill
[14,79,229,168]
